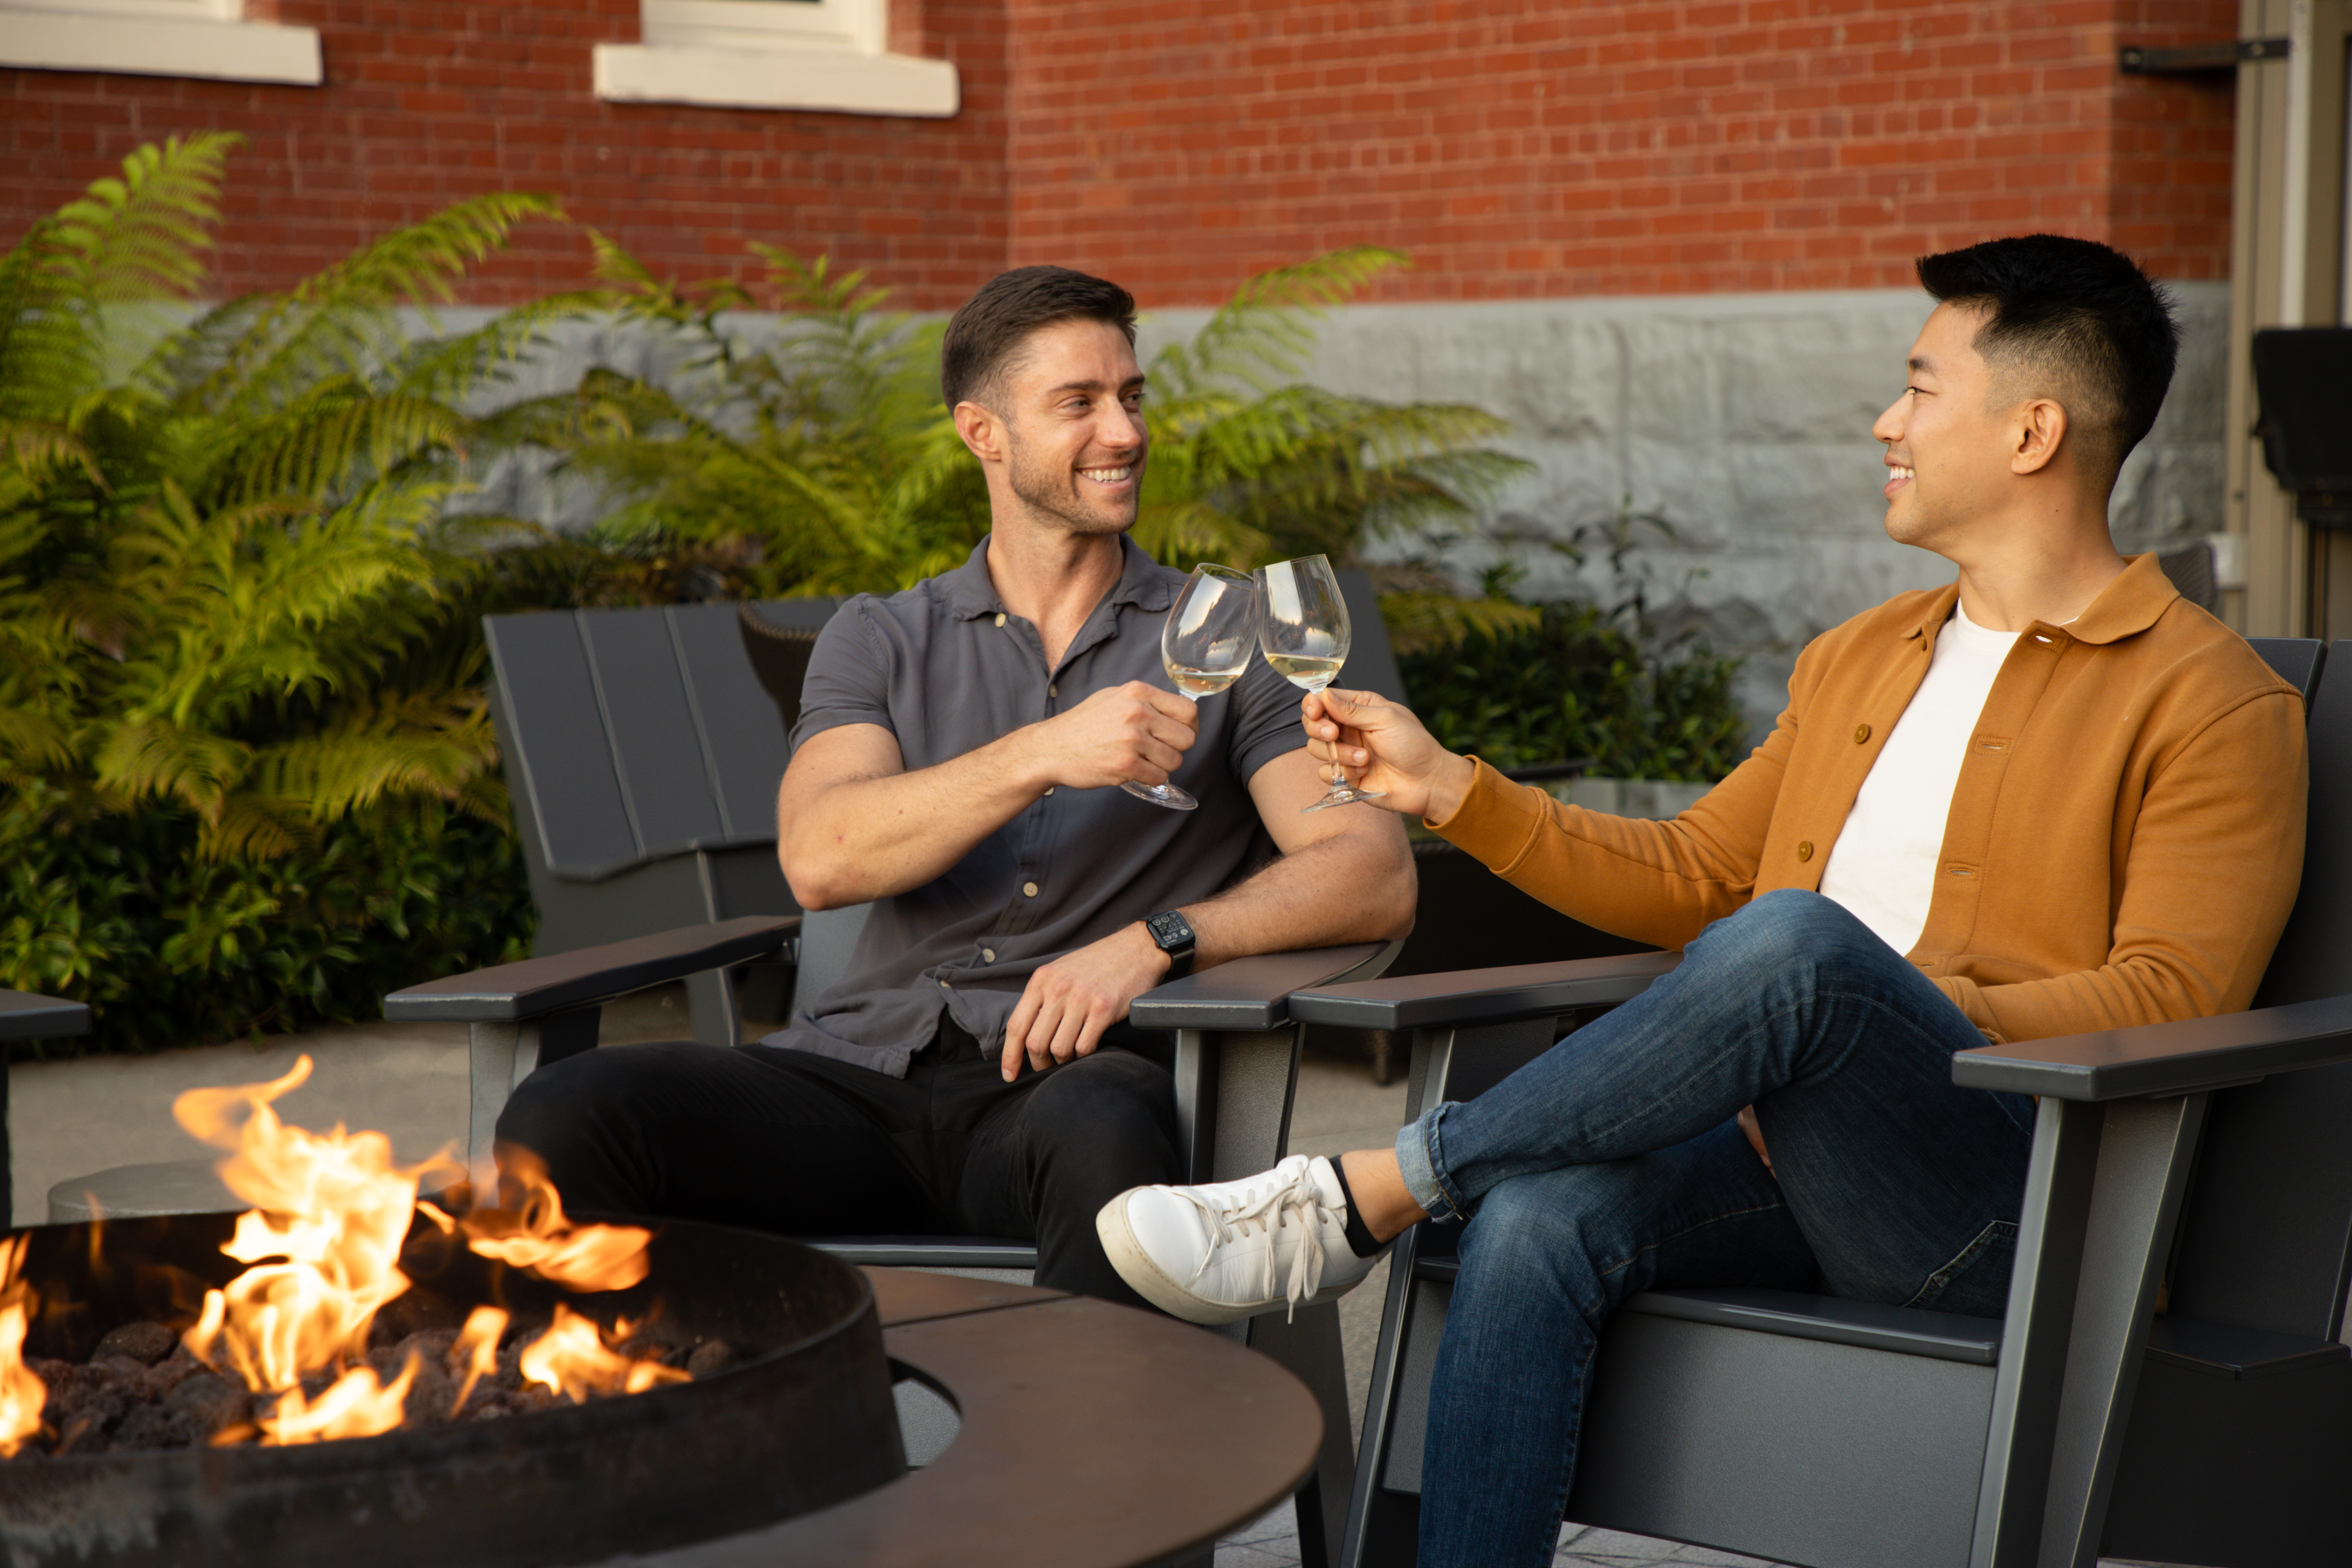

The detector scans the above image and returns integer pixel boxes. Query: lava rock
[93,1321,178,1366]
[684,1341,733,1379]
[165,1372,254,1437]
[40,1361,136,1444]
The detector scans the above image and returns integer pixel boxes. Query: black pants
[494,1022,1181,1309]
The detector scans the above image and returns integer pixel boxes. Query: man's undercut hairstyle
[941,266,1138,411]
[1915,234,2180,483]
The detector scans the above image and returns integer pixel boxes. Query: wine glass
[1255,554,1384,812]
[1123,563,1259,811]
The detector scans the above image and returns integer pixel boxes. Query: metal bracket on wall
[2119,37,2290,73]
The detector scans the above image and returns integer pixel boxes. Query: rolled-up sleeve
[790,599,896,753]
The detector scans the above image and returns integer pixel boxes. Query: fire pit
[0,1212,903,1568]
[0,1055,1327,1568]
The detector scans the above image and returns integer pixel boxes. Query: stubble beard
[1004,428,1140,538]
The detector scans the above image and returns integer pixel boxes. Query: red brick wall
[1005,0,2241,302]
[3,0,2239,309]
[2,0,1010,308]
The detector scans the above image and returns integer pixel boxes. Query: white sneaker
[1097,1154,1380,1325]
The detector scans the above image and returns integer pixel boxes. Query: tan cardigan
[1428,554,2309,1045]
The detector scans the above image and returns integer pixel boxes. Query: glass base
[1301,782,1385,813]
[1122,780,1199,811]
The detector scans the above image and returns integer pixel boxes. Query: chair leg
[2035,1093,2210,1568]
[686,965,742,1049]
[1247,1301,1353,1568]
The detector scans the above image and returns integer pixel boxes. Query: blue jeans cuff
[1396,1105,1465,1222]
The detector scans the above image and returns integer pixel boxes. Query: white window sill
[592,42,956,118]
[0,8,321,83]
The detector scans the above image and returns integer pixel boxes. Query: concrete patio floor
[10,1001,2190,1568]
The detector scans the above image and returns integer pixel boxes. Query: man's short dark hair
[1915,234,2180,482]
[941,266,1138,411]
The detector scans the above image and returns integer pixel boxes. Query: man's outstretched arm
[1000,747,1416,1078]
[778,680,1201,910]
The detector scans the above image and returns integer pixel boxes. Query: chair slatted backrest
[2169,638,2352,1341]
[485,605,804,882]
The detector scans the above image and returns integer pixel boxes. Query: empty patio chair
[0,989,91,1223]
[1294,637,2346,1568]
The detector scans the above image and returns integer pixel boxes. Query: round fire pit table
[608,1268,1325,1568]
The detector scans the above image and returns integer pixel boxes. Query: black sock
[1324,1157,1386,1259]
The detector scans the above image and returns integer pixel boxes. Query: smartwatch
[1144,910,1197,980]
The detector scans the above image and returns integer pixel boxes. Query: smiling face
[1870,301,2027,554]
[984,317,1148,538]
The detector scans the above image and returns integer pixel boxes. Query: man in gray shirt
[498,266,1416,1305]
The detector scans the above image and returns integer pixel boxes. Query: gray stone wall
[1141,283,2230,742]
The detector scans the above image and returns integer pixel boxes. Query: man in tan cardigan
[1096,234,2309,1566]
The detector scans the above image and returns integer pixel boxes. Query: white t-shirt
[1816,600,2020,955]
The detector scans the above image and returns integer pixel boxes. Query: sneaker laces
[1177,1161,1336,1323]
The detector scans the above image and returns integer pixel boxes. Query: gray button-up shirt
[766,537,1308,1076]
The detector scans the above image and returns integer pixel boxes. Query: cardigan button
[1796,841,1814,862]
[1853,724,1871,744]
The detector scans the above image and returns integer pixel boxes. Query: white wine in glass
[1254,554,1384,812]
[1124,563,1258,811]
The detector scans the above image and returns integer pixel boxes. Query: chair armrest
[1129,941,1403,1031]
[1951,992,2352,1101]
[384,916,800,1024]
[1287,949,1683,1031]
[0,990,91,1043]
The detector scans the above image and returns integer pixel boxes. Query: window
[594,0,956,117]
[0,0,321,84]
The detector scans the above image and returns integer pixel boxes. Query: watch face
[1149,912,1191,948]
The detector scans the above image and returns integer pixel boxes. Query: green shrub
[1399,602,1747,782]
[1393,510,1749,783]
[0,782,531,1058]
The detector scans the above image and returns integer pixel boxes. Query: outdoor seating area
[13,0,2352,1563]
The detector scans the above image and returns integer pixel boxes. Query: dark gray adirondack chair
[1296,637,2346,1568]
[481,597,841,1050]
[0,990,92,1222]
[432,579,1422,1565]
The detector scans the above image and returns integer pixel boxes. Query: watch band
[1144,910,1197,980]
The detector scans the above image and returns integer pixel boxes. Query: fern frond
[53,133,238,305]
[195,793,310,860]
[201,191,565,417]
[1161,246,1406,393]
[0,418,102,486]
[1377,591,1543,657]
[248,689,497,818]
[0,134,237,426]
[93,716,253,819]
[1130,500,1274,571]
[215,381,465,504]
[387,290,603,405]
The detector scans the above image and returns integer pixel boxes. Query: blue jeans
[1397,890,2036,1568]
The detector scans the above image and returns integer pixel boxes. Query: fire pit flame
[257,1354,421,1447]
[448,1306,508,1416]
[0,1238,44,1457]
[173,1056,440,1399]
[82,1054,696,1453]
[460,1151,655,1293]
[520,1305,689,1404]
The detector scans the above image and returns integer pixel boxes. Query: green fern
[503,241,1531,597]
[0,138,563,1020]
